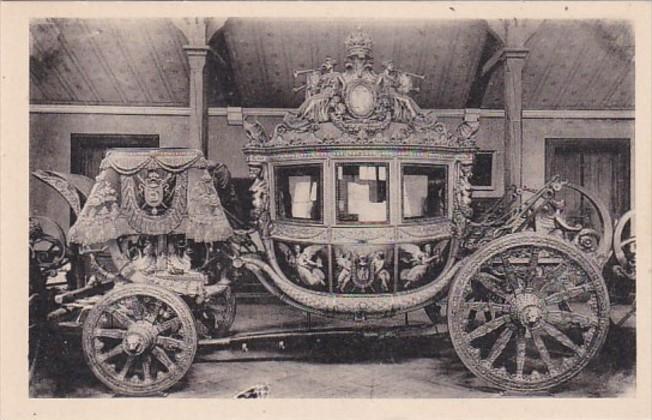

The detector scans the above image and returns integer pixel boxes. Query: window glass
[336,163,389,223]
[402,165,447,220]
[275,165,322,222]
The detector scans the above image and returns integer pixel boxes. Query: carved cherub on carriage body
[335,249,353,291]
[278,243,326,287]
[370,250,392,292]
[399,243,441,287]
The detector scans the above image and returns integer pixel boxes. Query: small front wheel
[82,284,198,396]
[447,233,610,392]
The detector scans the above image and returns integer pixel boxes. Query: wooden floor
[30,303,636,398]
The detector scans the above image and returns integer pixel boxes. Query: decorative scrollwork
[32,170,83,215]
[248,163,272,238]
[465,177,613,266]
[331,227,394,243]
[397,222,452,240]
[270,223,328,241]
[612,210,635,281]
[452,162,474,238]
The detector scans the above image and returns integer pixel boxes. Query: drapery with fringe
[68,149,233,246]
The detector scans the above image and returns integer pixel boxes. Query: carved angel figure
[335,249,353,291]
[248,165,268,218]
[166,242,191,274]
[296,57,344,123]
[399,243,441,287]
[133,239,157,274]
[377,61,421,122]
[278,243,326,287]
[371,251,392,292]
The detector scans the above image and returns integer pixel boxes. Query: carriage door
[69,133,159,288]
[545,138,631,229]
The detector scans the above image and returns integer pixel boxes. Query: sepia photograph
[2,2,651,419]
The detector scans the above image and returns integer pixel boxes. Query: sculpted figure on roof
[243,29,478,148]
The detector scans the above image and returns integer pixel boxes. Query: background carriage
[29,29,635,396]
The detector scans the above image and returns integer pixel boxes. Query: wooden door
[545,138,631,228]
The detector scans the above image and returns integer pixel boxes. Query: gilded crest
[136,170,174,216]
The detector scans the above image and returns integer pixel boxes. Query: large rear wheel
[447,233,610,391]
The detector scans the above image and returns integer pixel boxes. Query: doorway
[71,133,159,179]
[545,138,631,226]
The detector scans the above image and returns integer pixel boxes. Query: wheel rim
[82,284,197,396]
[448,233,610,391]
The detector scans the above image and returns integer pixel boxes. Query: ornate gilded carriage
[29,29,631,396]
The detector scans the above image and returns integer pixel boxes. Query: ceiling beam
[481,48,504,77]
[173,18,227,46]
[465,25,502,108]
[486,19,543,48]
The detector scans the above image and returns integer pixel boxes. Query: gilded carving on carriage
[275,241,328,289]
[333,245,394,293]
[244,29,479,148]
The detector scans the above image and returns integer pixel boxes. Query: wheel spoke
[129,298,146,321]
[144,299,163,323]
[117,355,135,380]
[142,355,152,382]
[544,284,592,305]
[94,328,126,340]
[467,315,510,341]
[541,321,582,354]
[106,308,135,328]
[475,273,510,300]
[464,301,512,313]
[541,262,570,288]
[485,327,513,366]
[152,346,175,372]
[545,311,598,328]
[531,328,556,374]
[526,247,540,288]
[156,317,181,334]
[515,330,526,377]
[500,254,521,290]
[156,336,185,351]
[98,344,124,363]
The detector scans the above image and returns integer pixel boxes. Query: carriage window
[275,165,322,222]
[336,163,389,223]
[402,165,447,220]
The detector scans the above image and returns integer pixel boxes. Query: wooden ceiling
[30,19,190,106]
[482,20,634,109]
[30,18,634,110]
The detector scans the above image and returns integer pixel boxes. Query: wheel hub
[512,293,544,327]
[122,322,158,356]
